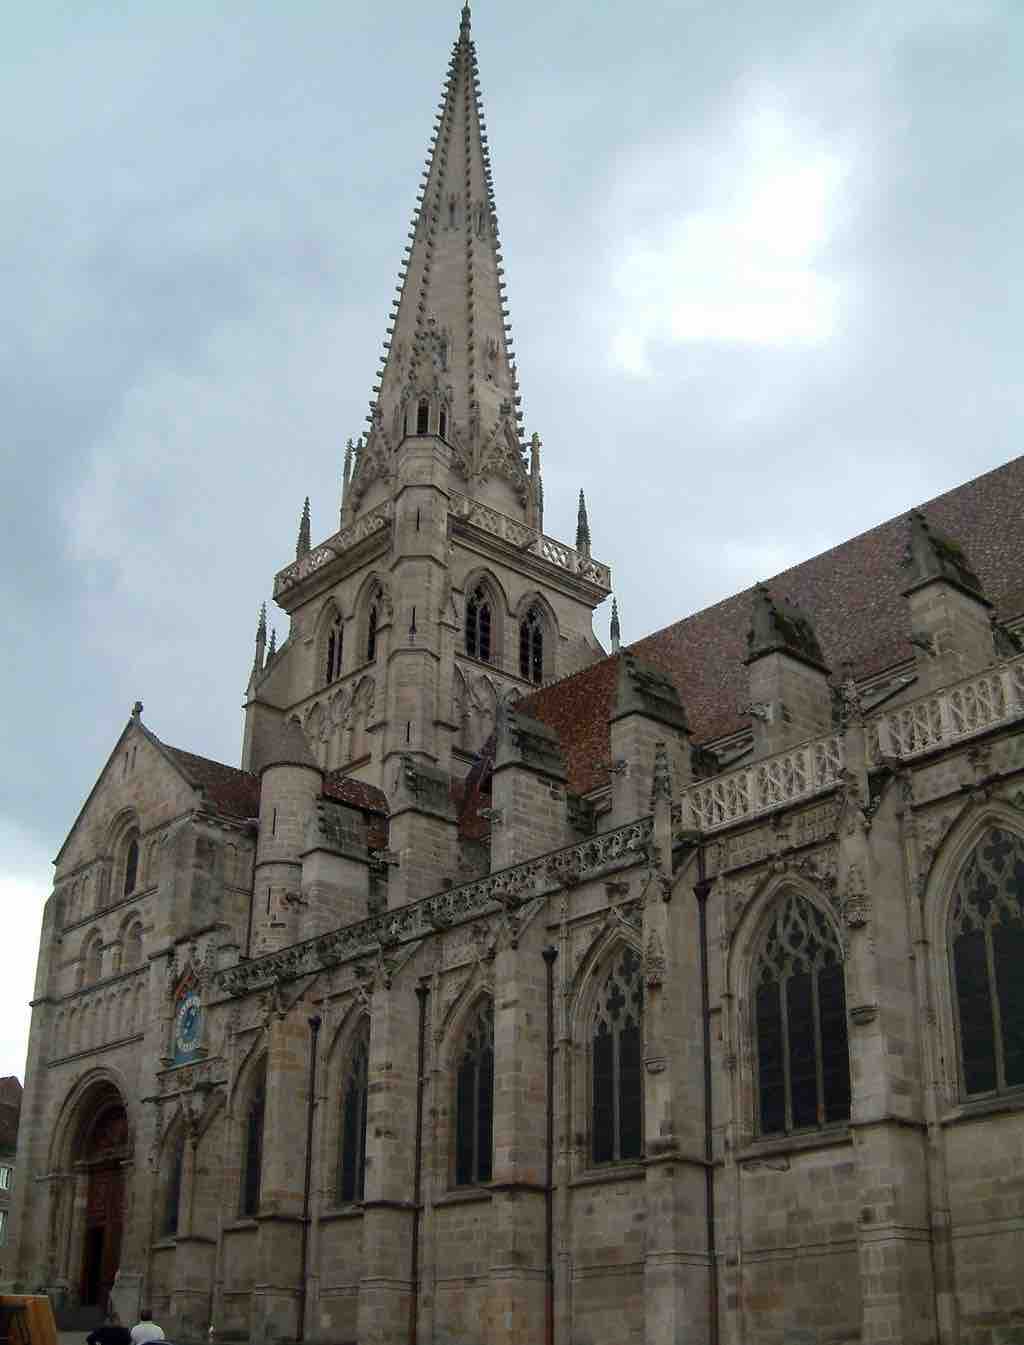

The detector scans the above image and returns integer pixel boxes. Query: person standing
[129,1309,166,1344]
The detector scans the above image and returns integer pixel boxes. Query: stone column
[485,932,547,1345]
[356,974,419,1345]
[642,758,710,1345]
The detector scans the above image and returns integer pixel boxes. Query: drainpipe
[409,983,429,1345]
[542,946,558,1345]
[297,1014,321,1341]
[694,844,719,1345]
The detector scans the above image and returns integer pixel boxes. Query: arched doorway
[76,1091,129,1308]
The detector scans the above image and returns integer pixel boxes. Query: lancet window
[439,405,448,439]
[325,615,343,685]
[455,998,494,1186]
[753,892,850,1136]
[366,602,379,663]
[950,827,1024,1097]
[519,607,544,684]
[465,586,493,664]
[123,830,139,897]
[417,399,430,435]
[592,946,644,1164]
[338,1021,370,1203]
[241,1065,266,1217]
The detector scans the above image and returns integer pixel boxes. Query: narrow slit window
[241,1070,266,1216]
[366,603,379,662]
[417,399,430,435]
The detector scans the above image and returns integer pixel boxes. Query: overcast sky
[3,0,1022,1079]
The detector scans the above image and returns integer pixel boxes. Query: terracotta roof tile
[527,455,1024,795]
[163,747,261,821]
[322,772,389,816]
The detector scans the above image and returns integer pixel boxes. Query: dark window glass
[756,982,785,1135]
[123,835,139,896]
[366,604,378,663]
[417,399,429,434]
[439,407,448,439]
[591,946,643,1164]
[753,892,850,1136]
[242,1074,265,1216]
[339,1024,370,1203]
[465,587,493,664]
[164,1136,184,1236]
[455,999,494,1186]
[950,828,1024,1097]
[325,619,343,684]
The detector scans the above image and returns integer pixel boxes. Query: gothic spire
[348,4,527,517]
[576,490,591,557]
[610,596,621,654]
[296,497,311,559]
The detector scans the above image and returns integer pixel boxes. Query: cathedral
[11,7,1024,1344]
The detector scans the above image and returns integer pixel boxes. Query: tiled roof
[164,747,261,821]
[322,772,389,816]
[527,455,1024,795]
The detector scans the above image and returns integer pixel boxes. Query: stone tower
[241,2,612,802]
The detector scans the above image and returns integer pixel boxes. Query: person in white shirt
[129,1310,165,1344]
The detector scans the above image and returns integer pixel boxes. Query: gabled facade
[10,9,1024,1345]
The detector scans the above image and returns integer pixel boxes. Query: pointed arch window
[455,998,494,1186]
[519,606,544,684]
[124,922,143,972]
[325,615,343,685]
[950,827,1024,1097]
[366,602,379,663]
[338,1021,370,1203]
[86,934,103,985]
[592,946,643,1164]
[465,586,493,664]
[164,1132,185,1236]
[241,1066,266,1217]
[439,406,448,440]
[123,830,139,897]
[417,399,430,435]
[754,892,850,1136]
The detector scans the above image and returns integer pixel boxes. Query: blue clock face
[175,991,202,1058]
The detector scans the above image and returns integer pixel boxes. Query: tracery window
[519,607,544,684]
[465,586,493,664]
[754,892,850,1136]
[366,602,379,663]
[417,399,430,435]
[455,998,494,1186]
[950,827,1024,1097]
[123,831,139,897]
[592,946,643,1164]
[164,1133,185,1236]
[338,1021,370,1203]
[325,615,343,685]
[241,1066,266,1217]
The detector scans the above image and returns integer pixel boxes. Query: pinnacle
[610,597,621,654]
[296,497,312,560]
[576,490,591,557]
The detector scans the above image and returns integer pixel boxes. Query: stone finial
[576,489,591,557]
[296,497,311,560]
[254,603,268,673]
[746,584,829,671]
[651,740,673,804]
[343,439,353,501]
[267,629,277,661]
[131,700,144,721]
[610,597,621,654]
[901,509,989,603]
